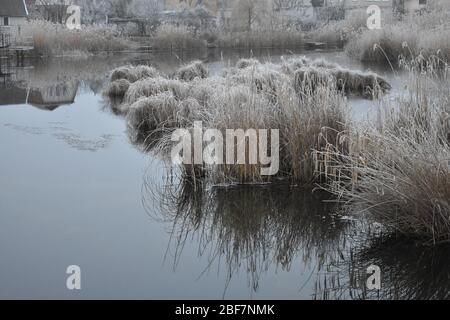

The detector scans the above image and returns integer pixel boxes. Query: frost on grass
[102,58,370,185]
[320,61,450,244]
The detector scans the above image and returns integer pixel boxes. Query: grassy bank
[22,21,131,57]
[345,7,450,65]
[148,24,304,50]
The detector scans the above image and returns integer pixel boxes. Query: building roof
[0,0,29,17]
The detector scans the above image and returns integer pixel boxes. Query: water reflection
[0,81,79,110]
[319,236,450,300]
[27,81,79,111]
[144,172,450,299]
[0,55,150,110]
[145,177,352,296]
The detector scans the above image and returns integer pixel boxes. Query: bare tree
[34,0,69,24]
[231,0,270,31]
[109,0,134,18]
[128,0,163,18]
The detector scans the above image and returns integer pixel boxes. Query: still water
[0,49,449,299]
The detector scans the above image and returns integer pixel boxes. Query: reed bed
[319,61,450,244]
[216,30,304,49]
[149,24,304,50]
[103,58,367,184]
[102,55,450,243]
[150,24,206,50]
[175,60,209,81]
[345,9,450,65]
[22,20,131,57]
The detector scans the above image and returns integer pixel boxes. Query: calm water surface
[1,49,449,299]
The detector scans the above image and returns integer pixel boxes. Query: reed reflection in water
[142,171,450,299]
[143,173,354,296]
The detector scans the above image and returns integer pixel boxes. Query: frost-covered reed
[175,60,209,81]
[345,8,450,65]
[103,58,355,184]
[320,62,450,244]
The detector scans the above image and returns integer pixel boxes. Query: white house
[402,0,427,14]
[0,0,29,37]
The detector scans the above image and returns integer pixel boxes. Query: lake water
[1,49,449,299]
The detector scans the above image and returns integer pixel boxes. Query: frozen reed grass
[102,58,374,184]
[175,61,209,81]
[22,20,130,57]
[320,62,450,244]
[102,79,131,100]
[216,30,304,49]
[294,66,391,99]
[103,65,160,102]
[345,9,450,65]
[235,58,260,69]
[110,65,160,83]
[151,24,206,50]
[124,77,190,105]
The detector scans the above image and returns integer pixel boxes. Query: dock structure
[0,27,33,70]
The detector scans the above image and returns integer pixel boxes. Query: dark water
[1,49,449,299]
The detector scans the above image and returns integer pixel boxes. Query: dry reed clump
[127,96,205,153]
[110,65,159,83]
[202,75,350,184]
[309,58,341,70]
[126,92,199,145]
[103,79,131,100]
[320,67,450,244]
[280,56,312,75]
[235,58,260,69]
[278,81,350,182]
[294,66,391,99]
[103,66,161,102]
[103,58,353,184]
[227,64,291,99]
[280,56,391,99]
[183,76,227,106]
[127,92,179,133]
[124,77,190,105]
[175,61,209,81]
[204,85,281,183]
